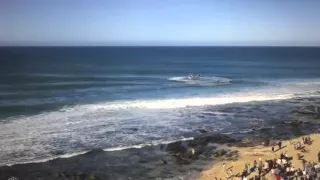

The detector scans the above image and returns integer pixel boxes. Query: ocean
[1,46,320,166]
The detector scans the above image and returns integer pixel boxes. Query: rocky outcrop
[164,134,237,164]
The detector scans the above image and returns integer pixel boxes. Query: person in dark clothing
[272,146,275,152]
[269,160,274,169]
[318,151,320,162]
[278,141,282,150]
[241,170,247,177]
[297,169,303,176]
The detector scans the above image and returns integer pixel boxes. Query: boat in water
[185,74,201,80]
[169,74,232,86]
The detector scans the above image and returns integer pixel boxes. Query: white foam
[103,137,194,151]
[4,151,89,166]
[3,138,195,166]
[90,94,292,110]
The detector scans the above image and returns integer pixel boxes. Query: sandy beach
[201,134,320,180]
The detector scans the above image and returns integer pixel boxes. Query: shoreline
[0,133,237,180]
[0,126,319,180]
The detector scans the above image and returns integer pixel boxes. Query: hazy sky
[1,0,320,46]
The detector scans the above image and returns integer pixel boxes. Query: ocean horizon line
[1,45,320,48]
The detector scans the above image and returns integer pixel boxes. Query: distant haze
[1,0,320,46]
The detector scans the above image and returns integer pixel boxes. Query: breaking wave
[4,137,195,166]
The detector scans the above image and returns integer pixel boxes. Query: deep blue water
[1,46,320,165]
[1,47,320,117]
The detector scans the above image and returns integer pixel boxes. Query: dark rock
[194,145,216,158]
[76,172,86,179]
[185,147,196,158]
[212,149,228,157]
[262,139,270,146]
[165,134,236,163]
[225,150,238,158]
[125,127,139,132]
[89,174,96,180]
[160,144,165,150]
[166,141,187,154]
[188,134,236,147]
[198,129,208,133]
[53,172,59,178]
[138,160,148,163]
[161,159,168,164]
[292,120,303,126]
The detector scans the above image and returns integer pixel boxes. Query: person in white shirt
[286,167,290,173]
[282,158,287,165]
[303,169,307,175]
[264,161,269,171]
[277,159,281,164]
[271,168,275,174]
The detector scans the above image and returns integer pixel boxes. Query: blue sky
[1,0,320,46]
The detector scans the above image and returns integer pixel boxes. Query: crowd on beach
[216,136,320,180]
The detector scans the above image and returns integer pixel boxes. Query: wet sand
[201,134,320,180]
